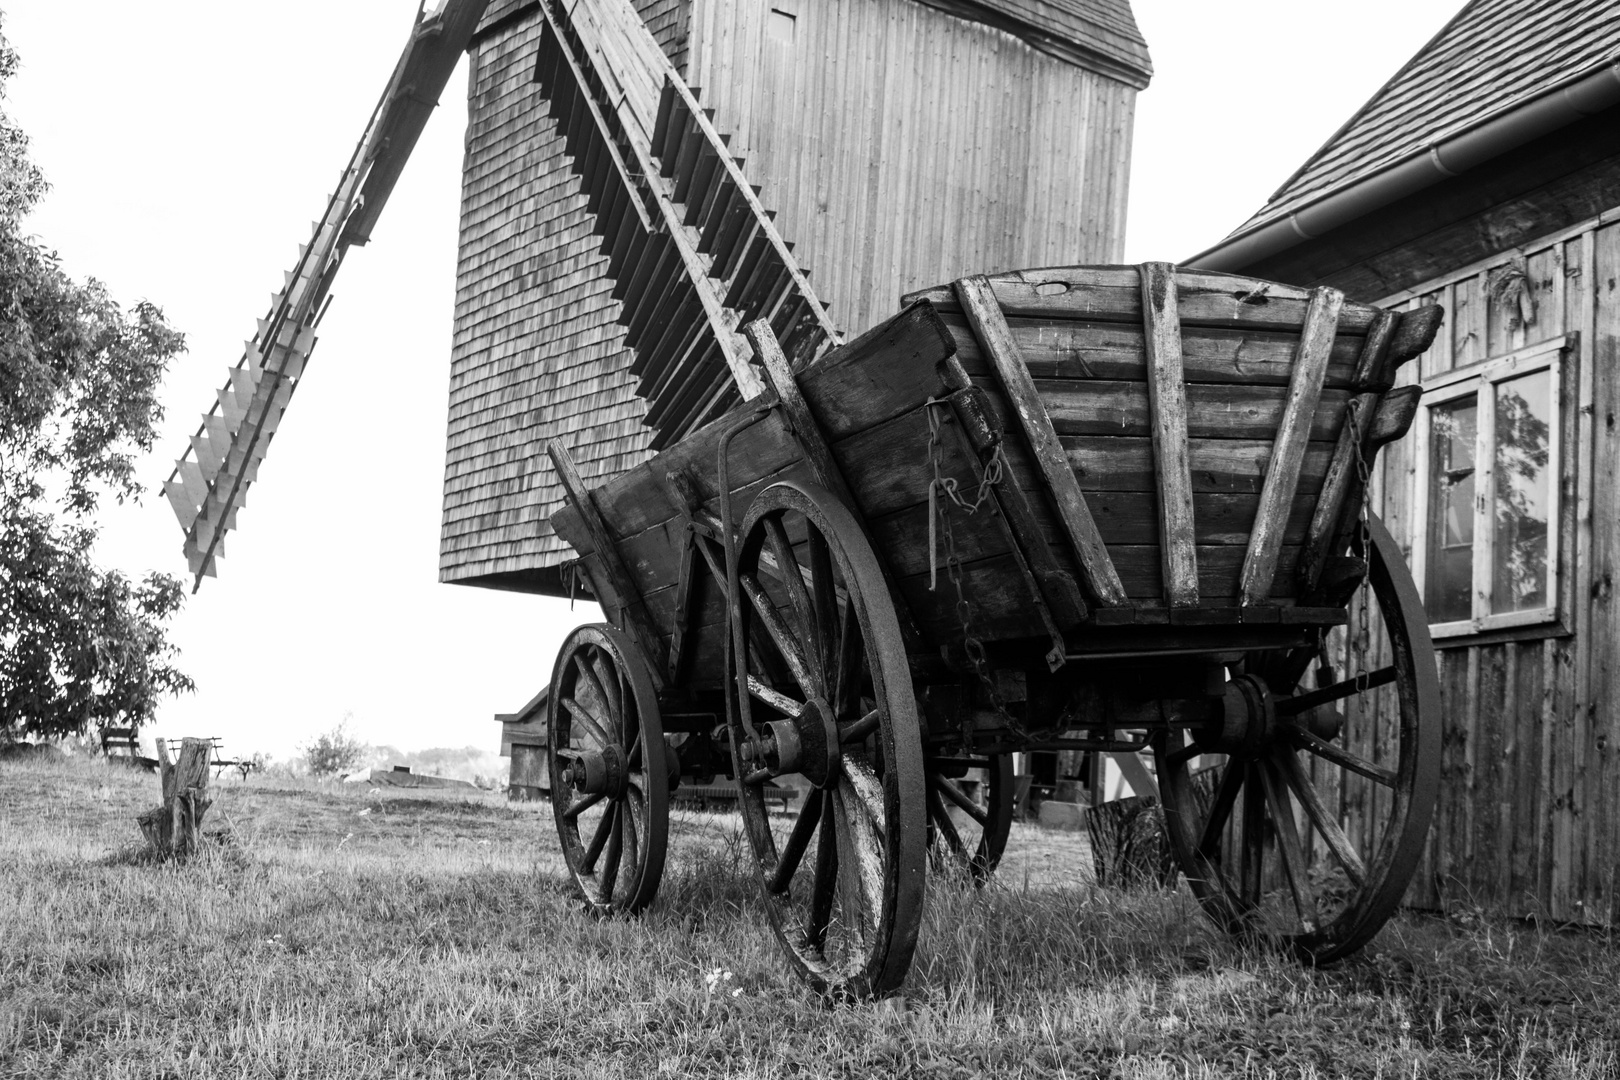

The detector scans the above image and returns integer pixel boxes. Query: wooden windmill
[165,0,1152,594]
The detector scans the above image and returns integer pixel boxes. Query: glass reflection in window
[1492,369,1551,612]
[1427,400,1476,622]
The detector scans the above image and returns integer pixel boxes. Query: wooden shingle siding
[442,11,651,587]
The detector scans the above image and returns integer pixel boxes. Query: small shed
[1192,0,1620,923]
[496,686,550,800]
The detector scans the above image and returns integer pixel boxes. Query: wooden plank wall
[440,0,692,586]
[685,0,1138,339]
[1373,210,1620,922]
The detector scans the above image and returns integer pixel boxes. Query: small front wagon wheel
[548,624,668,915]
[729,480,926,1000]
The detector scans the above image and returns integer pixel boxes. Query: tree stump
[1085,795,1177,889]
[136,737,212,860]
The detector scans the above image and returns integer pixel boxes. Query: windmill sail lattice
[171,0,836,583]
[166,0,492,587]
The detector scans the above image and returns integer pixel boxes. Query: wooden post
[136,737,213,860]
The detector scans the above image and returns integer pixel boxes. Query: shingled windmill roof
[927,0,1153,87]
[1226,0,1620,238]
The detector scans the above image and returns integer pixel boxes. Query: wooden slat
[1298,310,1397,596]
[953,275,1127,607]
[1140,263,1198,608]
[1239,286,1343,607]
[546,439,668,683]
[744,320,854,509]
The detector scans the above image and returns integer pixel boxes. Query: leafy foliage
[0,16,192,742]
[302,717,367,777]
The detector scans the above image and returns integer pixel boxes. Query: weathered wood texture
[444,0,1143,593]
[136,738,213,861]
[1365,214,1620,925]
[686,0,1139,389]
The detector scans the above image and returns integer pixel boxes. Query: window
[1411,334,1570,637]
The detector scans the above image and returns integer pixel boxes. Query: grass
[3,757,1619,1078]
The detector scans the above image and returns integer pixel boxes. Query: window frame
[1410,333,1572,639]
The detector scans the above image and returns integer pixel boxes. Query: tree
[0,16,192,742]
[302,717,367,777]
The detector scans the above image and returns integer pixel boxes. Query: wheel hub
[562,744,627,797]
[738,696,841,787]
[1208,674,1277,756]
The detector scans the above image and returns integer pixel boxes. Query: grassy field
[2,756,1618,1078]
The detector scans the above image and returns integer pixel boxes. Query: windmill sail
[172,0,835,583]
[166,0,492,587]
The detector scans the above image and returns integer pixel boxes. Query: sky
[4,0,1461,759]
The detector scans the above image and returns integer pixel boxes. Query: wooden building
[440,0,1152,596]
[1191,0,1620,923]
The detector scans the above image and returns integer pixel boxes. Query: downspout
[1187,59,1620,272]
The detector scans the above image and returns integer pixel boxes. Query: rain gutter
[1187,59,1620,272]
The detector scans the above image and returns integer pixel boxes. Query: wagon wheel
[1155,514,1440,962]
[548,624,669,915]
[924,753,1015,883]
[728,480,926,1000]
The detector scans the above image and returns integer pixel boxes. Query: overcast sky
[4,0,1460,759]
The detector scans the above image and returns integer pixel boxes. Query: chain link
[923,399,1026,742]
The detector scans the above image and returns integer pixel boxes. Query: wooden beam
[1139,263,1198,608]
[953,276,1127,607]
[743,320,855,508]
[1240,286,1344,607]
[1298,310,1396,595]
[546,439,668,685]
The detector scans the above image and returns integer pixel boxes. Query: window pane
[1492,369,1552,612]
[1427,400,1476,622]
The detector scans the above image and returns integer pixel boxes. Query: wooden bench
[100,727,158,771]
[167,738,256,780]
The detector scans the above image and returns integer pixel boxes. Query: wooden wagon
[544,262,1445,999]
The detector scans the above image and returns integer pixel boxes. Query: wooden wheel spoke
[622,790,641,884]
[600,805,625,902]
[1239,764,1266,907]
[1278,749,1367,888]
[806,790,837,951]
[841,753,888,838]
[562,790,605,820]
[625,729,644,769]
[931,773,990,826]
[806,525,838,672]
[768,787,824,894]
[1290,726,1398,787]
[739,572,816,694]
[833,595,865,718]
[1197,762,1244,860]
[832,784,880,943]
[927,785,967,856]
[561,694,613,750]
[747,675,805,718]
[585,650,624,728]
[582,800,618,872]
[763,515,818,657]
[1276,665,1398,716]
[838,708,881,745]
[1259,759,1320,932]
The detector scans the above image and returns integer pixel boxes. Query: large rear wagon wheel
[548,624,669,915]
[729,480,926,1000]
[1155,515,1440,962]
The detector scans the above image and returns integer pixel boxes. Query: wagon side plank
[953,275,1128,607]
[1239,286,1343,607]
[547,440,669,683]
[1140,262,1198,607]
